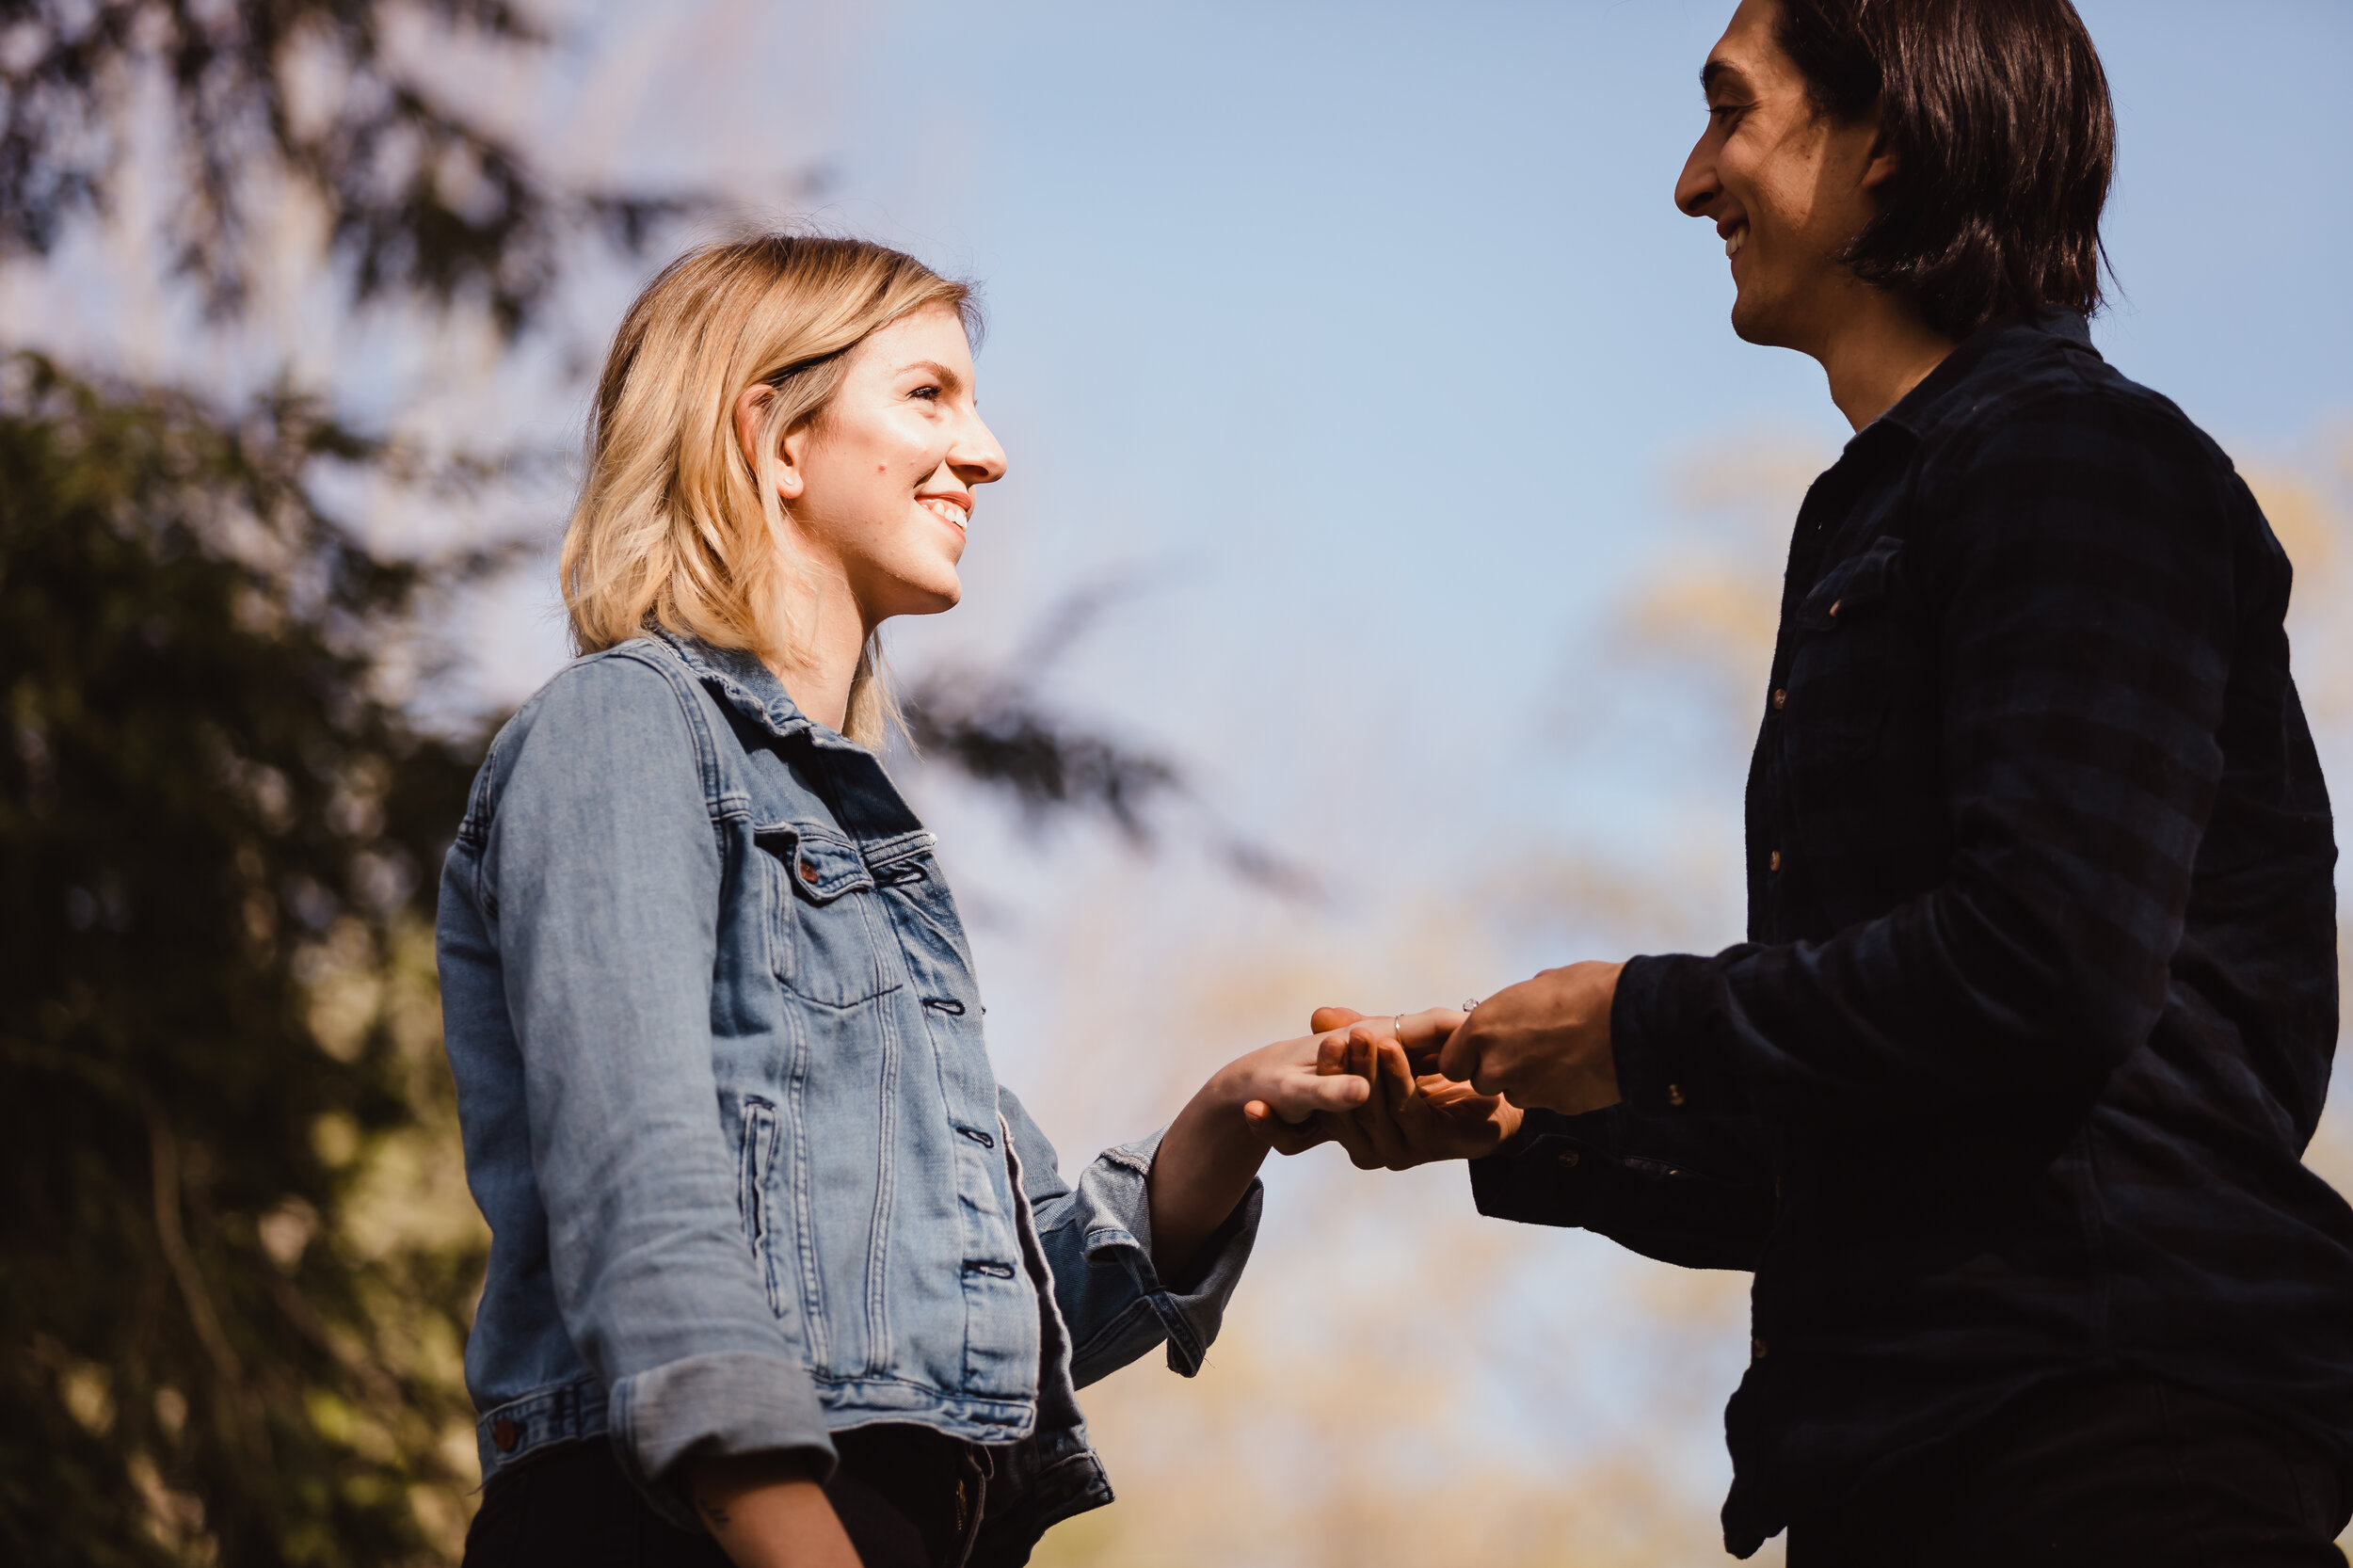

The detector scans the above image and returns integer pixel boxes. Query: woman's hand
[1147,1032,1376,1279]
[681,1453,860,1568]
[1289,1007,1525,1169]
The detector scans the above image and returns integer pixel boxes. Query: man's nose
[1675,142,1720,218]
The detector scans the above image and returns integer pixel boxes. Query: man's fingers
[1316,1029,1352,1076]
[1436,1017,1481,1085]
[1309,1006,1366,1033]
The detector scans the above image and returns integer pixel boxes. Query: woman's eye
[910,385,940,402]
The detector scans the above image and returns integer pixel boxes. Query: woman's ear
[732,383,803,501]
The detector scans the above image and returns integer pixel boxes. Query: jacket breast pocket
[756,824,901,1007]
[1781,535,1905,763]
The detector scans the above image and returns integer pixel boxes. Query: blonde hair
[560,234,977,747]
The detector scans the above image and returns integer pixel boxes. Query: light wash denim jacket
[436,630,1259,1557]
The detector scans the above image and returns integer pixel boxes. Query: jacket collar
[646,627,870,753]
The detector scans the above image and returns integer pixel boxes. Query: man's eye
[1708,104,1742,123]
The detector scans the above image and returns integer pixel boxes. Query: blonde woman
[437,236,1369,1568]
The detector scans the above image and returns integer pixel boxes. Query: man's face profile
[1675,0,1894,354]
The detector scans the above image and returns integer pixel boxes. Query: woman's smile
[917,491,972,532]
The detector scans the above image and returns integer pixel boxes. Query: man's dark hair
[1777,0,2114,340]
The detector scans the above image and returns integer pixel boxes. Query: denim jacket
[436,630,1259,1558]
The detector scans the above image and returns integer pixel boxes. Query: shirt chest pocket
[1781,536,1906,763]
[755,824,903,1007]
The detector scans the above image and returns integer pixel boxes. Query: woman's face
[771,303,1007,627]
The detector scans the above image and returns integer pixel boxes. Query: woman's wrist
[682,1452,857,1568]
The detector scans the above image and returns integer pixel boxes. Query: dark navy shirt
[1470,314,2353,1556]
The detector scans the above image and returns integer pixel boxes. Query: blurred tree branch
[0,0,701,331]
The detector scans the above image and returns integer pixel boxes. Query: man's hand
[1273,1006,1523,1170]
[1434,961,1626,1116]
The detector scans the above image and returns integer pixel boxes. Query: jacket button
[1666,1083,1688,1107]
[1828,599,1842,618]
[1752,1336,1769,1362]
[798,862,819,883]
[1771,688,1787,710]
[491,1417,521,1452]
[1557,1147,1580,1168]
[1768,850,1782,872]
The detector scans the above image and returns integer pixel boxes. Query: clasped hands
[1241,960,1627,1169]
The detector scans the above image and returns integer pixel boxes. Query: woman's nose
[951,414,1007,485]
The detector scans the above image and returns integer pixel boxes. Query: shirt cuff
[607,1350,837,1531]
[1612,950,1748,1114]
[1064,1132,1263,1384]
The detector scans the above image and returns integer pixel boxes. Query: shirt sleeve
[1614,391,2244,1134]
[484,654,834,1521]
[997,1087,1261,1387]
[1467,1107,1775,1270]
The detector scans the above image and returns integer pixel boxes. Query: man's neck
[1807,281,1960,432]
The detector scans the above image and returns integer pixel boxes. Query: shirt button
[492,1417,522,1452]
[1666,1083,1688,1107]
[1769,850,1782,872]
[1771,688,1787,711]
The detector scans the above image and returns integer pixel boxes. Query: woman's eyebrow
[899,359,964,390]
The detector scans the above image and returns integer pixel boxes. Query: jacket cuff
[1066,1132,1263,1384]
[607,1351,837,1531]
[1612,950,1749,1114]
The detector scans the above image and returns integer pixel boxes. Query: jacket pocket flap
[756,824,875,902]
[1799,535,1904,630]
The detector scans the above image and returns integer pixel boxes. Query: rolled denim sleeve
[998,1088,1260,1387]
[485,655,832,1515]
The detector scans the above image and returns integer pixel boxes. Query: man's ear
[1861,123,1900,194]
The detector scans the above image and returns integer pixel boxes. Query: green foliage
[0,354,490,1565]
[0,0,692,331]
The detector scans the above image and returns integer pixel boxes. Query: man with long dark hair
[1295,1,2353,1560]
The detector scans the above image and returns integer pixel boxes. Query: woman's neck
[762,568,872,735]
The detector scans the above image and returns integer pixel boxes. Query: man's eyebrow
[1702,57,1748,94]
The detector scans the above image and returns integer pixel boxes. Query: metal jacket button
[1769,850,1782,872]
[492,1417,522,1452]
[1771,688,1787,710]
[798,862,819,883]
[1666,1083,1688,1108]
[1557,1147,1580,1167]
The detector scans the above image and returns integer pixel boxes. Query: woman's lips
[918,496,969,531]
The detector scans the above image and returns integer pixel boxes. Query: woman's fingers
[1309,1006,1366,1034]
[1242,1099,1330,1156]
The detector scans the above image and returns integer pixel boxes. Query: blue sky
[8,3,2341,1557]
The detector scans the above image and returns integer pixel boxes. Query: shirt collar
[1873,310,2095,444]
[648,627,870,753]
